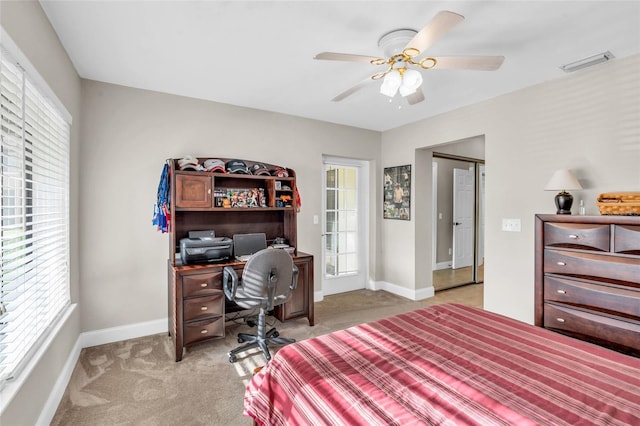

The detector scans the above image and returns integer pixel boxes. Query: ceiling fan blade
[404,11,465,57]
[406,89,425,105]
[431,56,505,70]
[314,52,384,64]
[331,78,376,102]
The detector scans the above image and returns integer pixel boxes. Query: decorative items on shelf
[276,195,293,207]
[215,188,267,208]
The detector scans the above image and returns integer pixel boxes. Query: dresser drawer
[183,316,224,345]
[544,303,640,352]
[543,222,609,251]
[182,271,223,297]
[544,275,640,318]
[183,293,224,322]
[614,225,640,255]
[544,249,640,285]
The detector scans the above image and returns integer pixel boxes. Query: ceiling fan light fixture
[380,69,402,97]
[315,10,503,105]
[399,69,423,96]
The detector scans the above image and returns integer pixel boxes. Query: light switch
[502,218,521,232]
[313,215,319,225]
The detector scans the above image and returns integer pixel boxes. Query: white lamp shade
[544,169,583,191]
[399,69,423,96]
[380,70,401,97]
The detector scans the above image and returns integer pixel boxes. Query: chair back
[239,248,297,310]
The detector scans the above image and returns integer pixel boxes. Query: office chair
[223,248,298,363]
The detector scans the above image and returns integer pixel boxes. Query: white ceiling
[39,1,640,132]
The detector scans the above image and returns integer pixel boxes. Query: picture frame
[383,165,411,220]
[275,181,282,190]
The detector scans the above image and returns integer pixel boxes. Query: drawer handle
[568,234,578,239]
[556,318,565,323]
[557,261,566,266]
[200,329,208,334]
[201,306,208,311]
[200,283,208,288]
[556,289,566,294]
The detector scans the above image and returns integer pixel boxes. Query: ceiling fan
[314,10,505,105]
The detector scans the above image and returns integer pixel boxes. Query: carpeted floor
[51,284,483,425]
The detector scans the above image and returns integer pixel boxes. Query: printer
[179,231,232,264]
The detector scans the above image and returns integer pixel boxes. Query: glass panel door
[322,158,368,296]
[325,165,358,277]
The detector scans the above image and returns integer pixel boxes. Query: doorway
[432,154,484,291]
[321,156,369,296]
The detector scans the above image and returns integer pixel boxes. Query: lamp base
[555,191,574,214]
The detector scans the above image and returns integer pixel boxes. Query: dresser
[534,214,640,356]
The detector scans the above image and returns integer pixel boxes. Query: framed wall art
[383,165,411,220]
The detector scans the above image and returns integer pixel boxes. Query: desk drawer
[183,316,224,345]
[183,293,224,322]
[544,303,640,352]
[544,276,640,317]
[182,271,222,297]
[544,249,640,285]
[544,222,609,251]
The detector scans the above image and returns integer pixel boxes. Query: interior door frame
[432,152,485,284]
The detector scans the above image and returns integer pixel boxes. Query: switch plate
[313,215,319,225]
[502,218,521,232]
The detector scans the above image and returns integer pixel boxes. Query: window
[0,43,70,384]
[324,165,358,277]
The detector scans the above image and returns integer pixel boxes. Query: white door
[452,167,474,269]
[322,157,369,296]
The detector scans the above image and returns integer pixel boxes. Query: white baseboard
[80,318,168,349]
[315,280,435,301]
[370,281,434,301]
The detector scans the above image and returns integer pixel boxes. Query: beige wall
[0,1,82,425]
[79,80,381,332]
[381,53,640,323]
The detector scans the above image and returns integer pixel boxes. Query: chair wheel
[229,355,237,363]
[237,337,245,343]
[272,331,279,338]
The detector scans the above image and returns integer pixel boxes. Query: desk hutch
[166,158,314,361]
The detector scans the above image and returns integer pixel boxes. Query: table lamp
[544,169,583,214]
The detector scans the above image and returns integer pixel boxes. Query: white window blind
[0,44,70,384]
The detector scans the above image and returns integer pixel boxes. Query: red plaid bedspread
[244,303,640,425]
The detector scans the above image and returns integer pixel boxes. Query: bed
[244,303,640,425]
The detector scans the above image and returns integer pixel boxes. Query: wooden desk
[168,252,314,361]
